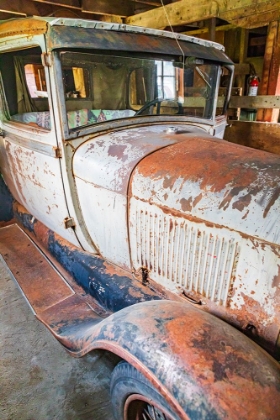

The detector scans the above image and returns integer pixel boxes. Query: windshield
[60,52,220,131]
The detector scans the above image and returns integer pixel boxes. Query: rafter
[33,0,81,9]
[0,0,44,16]
[126,0,280,29]
[82,0,134,17]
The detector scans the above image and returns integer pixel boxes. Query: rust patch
[135,137,280,216]
[193,192,203,207]
[180,197,192,212]
[0,18,48,38]
[108,144,128,162]
[272,265,280,288]
[164,311,280,419]
[219,186,247,211]
[264,187,280,218]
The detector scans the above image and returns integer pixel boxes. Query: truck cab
[0,17,279,420]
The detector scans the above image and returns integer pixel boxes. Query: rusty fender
[67,300,279,420]
[12,203,280,419]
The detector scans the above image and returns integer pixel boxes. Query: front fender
[54,300,280,420]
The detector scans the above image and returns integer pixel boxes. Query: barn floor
[0,258,115,420]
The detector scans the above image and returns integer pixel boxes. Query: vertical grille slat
[131,202,238,306]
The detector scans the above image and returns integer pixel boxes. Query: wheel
[110,361,179,420]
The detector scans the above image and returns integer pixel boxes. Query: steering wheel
[135,98,181,116]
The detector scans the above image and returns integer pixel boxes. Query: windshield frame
[53,50,231,140]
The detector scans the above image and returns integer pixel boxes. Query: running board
[0,224,105,353]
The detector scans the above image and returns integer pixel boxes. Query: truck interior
[0,46,230,132]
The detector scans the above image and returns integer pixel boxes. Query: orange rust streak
[164,314,280,420]
[135,136,280,211]
[0,224,74,314]
[0,18,48,38]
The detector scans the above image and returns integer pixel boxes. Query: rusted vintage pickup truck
[0,17,279,420]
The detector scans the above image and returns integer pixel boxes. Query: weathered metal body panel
[41,299,280,420]
[47,25,231,64]
[129,134,280,352]
[73,125,209,268]
[0,16,279,420]
[130,135,280,242]
[0,128,81,246]
[4,213,280,419]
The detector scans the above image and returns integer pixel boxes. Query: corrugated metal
[131,199,238,306]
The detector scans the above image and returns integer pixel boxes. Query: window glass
[0,47,51,130]
[216,66,231,117]
[24,64,47,98]
[60,51,221,131]
[63,67,89,98]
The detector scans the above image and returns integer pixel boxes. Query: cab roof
[0,16,224,51]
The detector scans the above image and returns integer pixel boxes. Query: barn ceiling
[0,0,279,31]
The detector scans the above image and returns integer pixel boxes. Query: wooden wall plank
[225,121,280,155]
[228,95,280,108]
[257,21,280,122]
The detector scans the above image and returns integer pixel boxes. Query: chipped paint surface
[0,16,279,420]
[129,134,280,353]
[73,125,206,268]
[73,125,204,194]
[0,137,80,246]
[47,300,280,420]
[8,209,280,419]
[131,135,280,243]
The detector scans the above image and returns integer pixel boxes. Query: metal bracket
[41,52,53,67]
[53,146,62,158]
[64,217,76,229]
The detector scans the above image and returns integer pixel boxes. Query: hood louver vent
[130,199,239,306]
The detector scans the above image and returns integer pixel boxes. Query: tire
[110,361,180,420]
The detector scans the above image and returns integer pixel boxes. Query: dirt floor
[0,258,115,420]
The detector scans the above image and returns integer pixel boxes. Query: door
[0,45,80,247]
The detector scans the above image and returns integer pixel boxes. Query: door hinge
[41,52,53,67]
[53,146,62,158]
[64,217,76,229]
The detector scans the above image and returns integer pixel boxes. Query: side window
[63,67,89,99]
[24,64,48,98]
[0,47,51,130]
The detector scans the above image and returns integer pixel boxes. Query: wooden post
[257,20,280,122]
[207,17,216,41]
[236,28,249,92]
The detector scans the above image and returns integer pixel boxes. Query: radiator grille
[132,205,238,306]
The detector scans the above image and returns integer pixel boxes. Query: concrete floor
[0,258,115,420]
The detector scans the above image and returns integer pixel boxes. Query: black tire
[110,361,180,420]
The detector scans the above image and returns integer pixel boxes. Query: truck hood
[130,134,280,245]
[74,124,209,194]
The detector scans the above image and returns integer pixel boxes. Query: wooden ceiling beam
[33,0,81,9]
[82,0,134,17]
[231,9,280,29]
[126,0,280,29]
[99,14,123,23]
[183,24,236,36]
[0,0,43,16]
[131,0,162,5]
